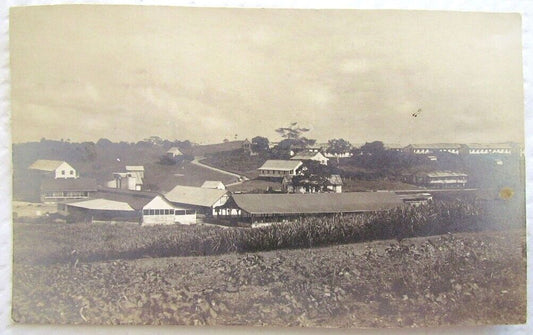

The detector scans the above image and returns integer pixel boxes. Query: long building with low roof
[217,191,403,222]
[257,160,303,179]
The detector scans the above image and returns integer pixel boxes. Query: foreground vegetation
[15,201,490,266]
[13,230,526,326]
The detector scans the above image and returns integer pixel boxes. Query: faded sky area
[10,6,524,144]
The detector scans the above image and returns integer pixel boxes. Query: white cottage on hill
[167,147,183,158]
[29,159,78,179]
[290,151,329,165]
[258,160,303,179]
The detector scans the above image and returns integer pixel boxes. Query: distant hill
[182,140,246,157]
[12,139,237,201]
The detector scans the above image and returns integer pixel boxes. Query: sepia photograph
[8,4,527,330]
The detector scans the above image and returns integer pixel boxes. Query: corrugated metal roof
[230,192,403,215]
[165,185,228,208]
[41,178,97,192]
[466,143,512,149]
[126,166,144,171]
[258,160,303,171]
[96,188,157,210]
[426,171,467,178]
[67,198,135,211]
[29,159,68,171]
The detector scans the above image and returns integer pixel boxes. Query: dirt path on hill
[191,157,249,186]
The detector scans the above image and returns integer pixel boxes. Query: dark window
[143,210,149,215]
[175,210,186,215]
[61,170,65,175]
[149,209,154,215]
[70,170,74,175]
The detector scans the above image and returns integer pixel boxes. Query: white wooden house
[142,195,196,226]
[29,160,78,179]
[258,160,303,179]
[290,151,329,165]
[167,147,183,158]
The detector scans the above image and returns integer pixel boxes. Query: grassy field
[145,161,238,192]
[13,201,486,265]
[227,178,283,193]
[342,179,421,192]
[12,229,526,327]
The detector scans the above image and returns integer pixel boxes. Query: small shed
[167,147,183,158]
[327,174,343,193]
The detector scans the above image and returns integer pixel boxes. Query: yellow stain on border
[499,187,514,200]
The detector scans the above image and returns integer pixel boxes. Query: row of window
[262,170,290,175]
[142,209,195,216]
[60,170,75,175]
[44,191,89,197]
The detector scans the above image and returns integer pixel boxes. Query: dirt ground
[12,229,526,328]
[12,201,58,218]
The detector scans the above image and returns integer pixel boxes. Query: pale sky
[10,6,524,145]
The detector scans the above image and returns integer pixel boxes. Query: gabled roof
[126,166,144,171]
[201,181,225,189]
[167,147,183,155]
[67,198,135,211]
[258,160,303,171]
[29,159,69,171]
[41,178,97,192]
[165,185,228,208]
[426,171,468,178]
[229,192,403,215]
[291,151,328,160]
[96,188,158,210]
[143,195,189,210]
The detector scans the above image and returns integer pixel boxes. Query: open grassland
[14,201,486,265]
[12,229,526,327]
